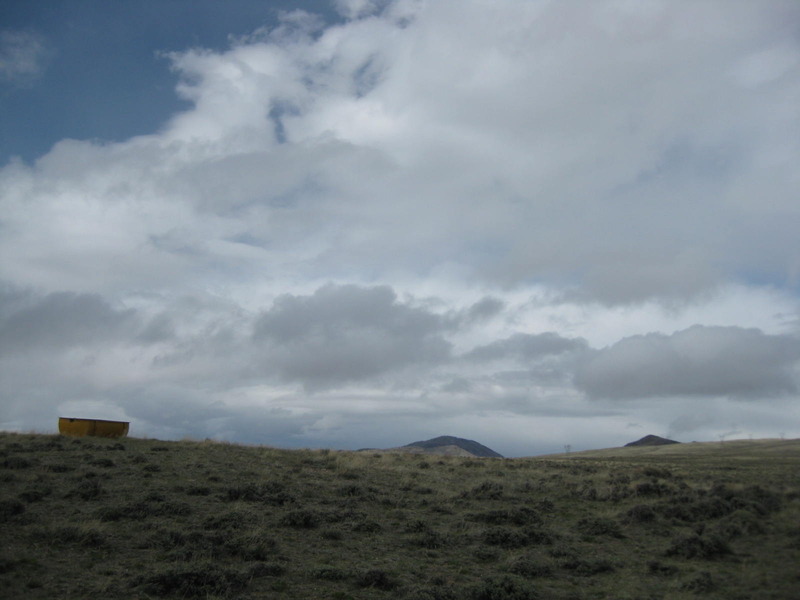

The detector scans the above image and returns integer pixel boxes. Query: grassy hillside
[1,433,798,599]
[543,438,800,461]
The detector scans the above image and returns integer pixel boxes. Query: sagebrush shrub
[356,569,397,590]
[134,564,249,598]
[576,516,624,538]
[0,499,25,521]
[280,509,319,529]
[665,534,731,559]
[468,575,538,600]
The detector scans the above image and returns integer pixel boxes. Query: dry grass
[0,432,798,599]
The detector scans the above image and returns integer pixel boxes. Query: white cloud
[0,30,47,84]
[1,1,800,453]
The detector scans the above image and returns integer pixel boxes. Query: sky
[1,0,799,457]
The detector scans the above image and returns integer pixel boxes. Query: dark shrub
[230,533,279,561]
[351,520,382,533]
[146,528,187,550]
[414,530,447,549]
[522,527,555,545]
[402,584,460,600]
[311,566,349,581]
[508,556,554,579]
[19,486,52,503]
[248,562,285,578]
[681,571,715,593]
[473,547,501,562]
[728,485,782,515]
[0,557,20,574]
[635,482,671,497]
[404,519,430,533]
[470,508,542,526]
[656,497,733,523]
[576,516,624,538]
[356,569,397,591]
[98,499,191,521]
[465,481,504,500]
[224,482,291,505]
[536,499,556,513]
[483,527,530,549]
[337,484,375,499]
[280,509,320,529]
[625,504,657,523]
[560,558,615,576]
[2,456,33,469]
[204,511,250,531]
[469,575,538,600]
[548,544,577,560]
[642,467,673,479]
[135,564,249,598]
[89,457,115,468]
[714,509,765,538]
[154,500,192,517]
[0,499,25,521]
[45,463,74,473]
[647,561,679,576]
[50,525,107,548]
[665,534,731,559]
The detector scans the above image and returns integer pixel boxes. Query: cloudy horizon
[1,0,799,456]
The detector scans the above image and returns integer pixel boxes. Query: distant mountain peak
[625,434,680,447]
[403,435,503,458]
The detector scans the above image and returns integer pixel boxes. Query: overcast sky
[1,0,799,456]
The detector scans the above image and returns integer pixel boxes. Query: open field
[1,432,798,599]
[543,438,800,461]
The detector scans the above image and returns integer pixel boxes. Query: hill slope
[625,434,680,447]
[401,435,504,458]
[1,432,798,599]
[542,438,800,461]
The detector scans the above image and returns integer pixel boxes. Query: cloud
[0,288,139,354]
[2,2,798,304]
[575,325,800,399]
[1,1,800,452]
[464,332,587,362]
[253,284,452,388]
[0,30,48,84]
[461,297,505,324]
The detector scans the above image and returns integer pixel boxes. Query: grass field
[1,432,798,599]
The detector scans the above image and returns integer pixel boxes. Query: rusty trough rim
[59,417,130,424]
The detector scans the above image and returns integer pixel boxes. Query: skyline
[1,0,799,456]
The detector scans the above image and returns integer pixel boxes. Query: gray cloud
[461,297,505,323]
[464,332,588,362]
[575,325,800,399]
[253,284,452,388]
[0,288,138,353]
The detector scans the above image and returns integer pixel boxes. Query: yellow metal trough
[58,417,129,439]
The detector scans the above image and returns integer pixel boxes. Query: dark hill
[625,434,680,447]
[403,435,503,458]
